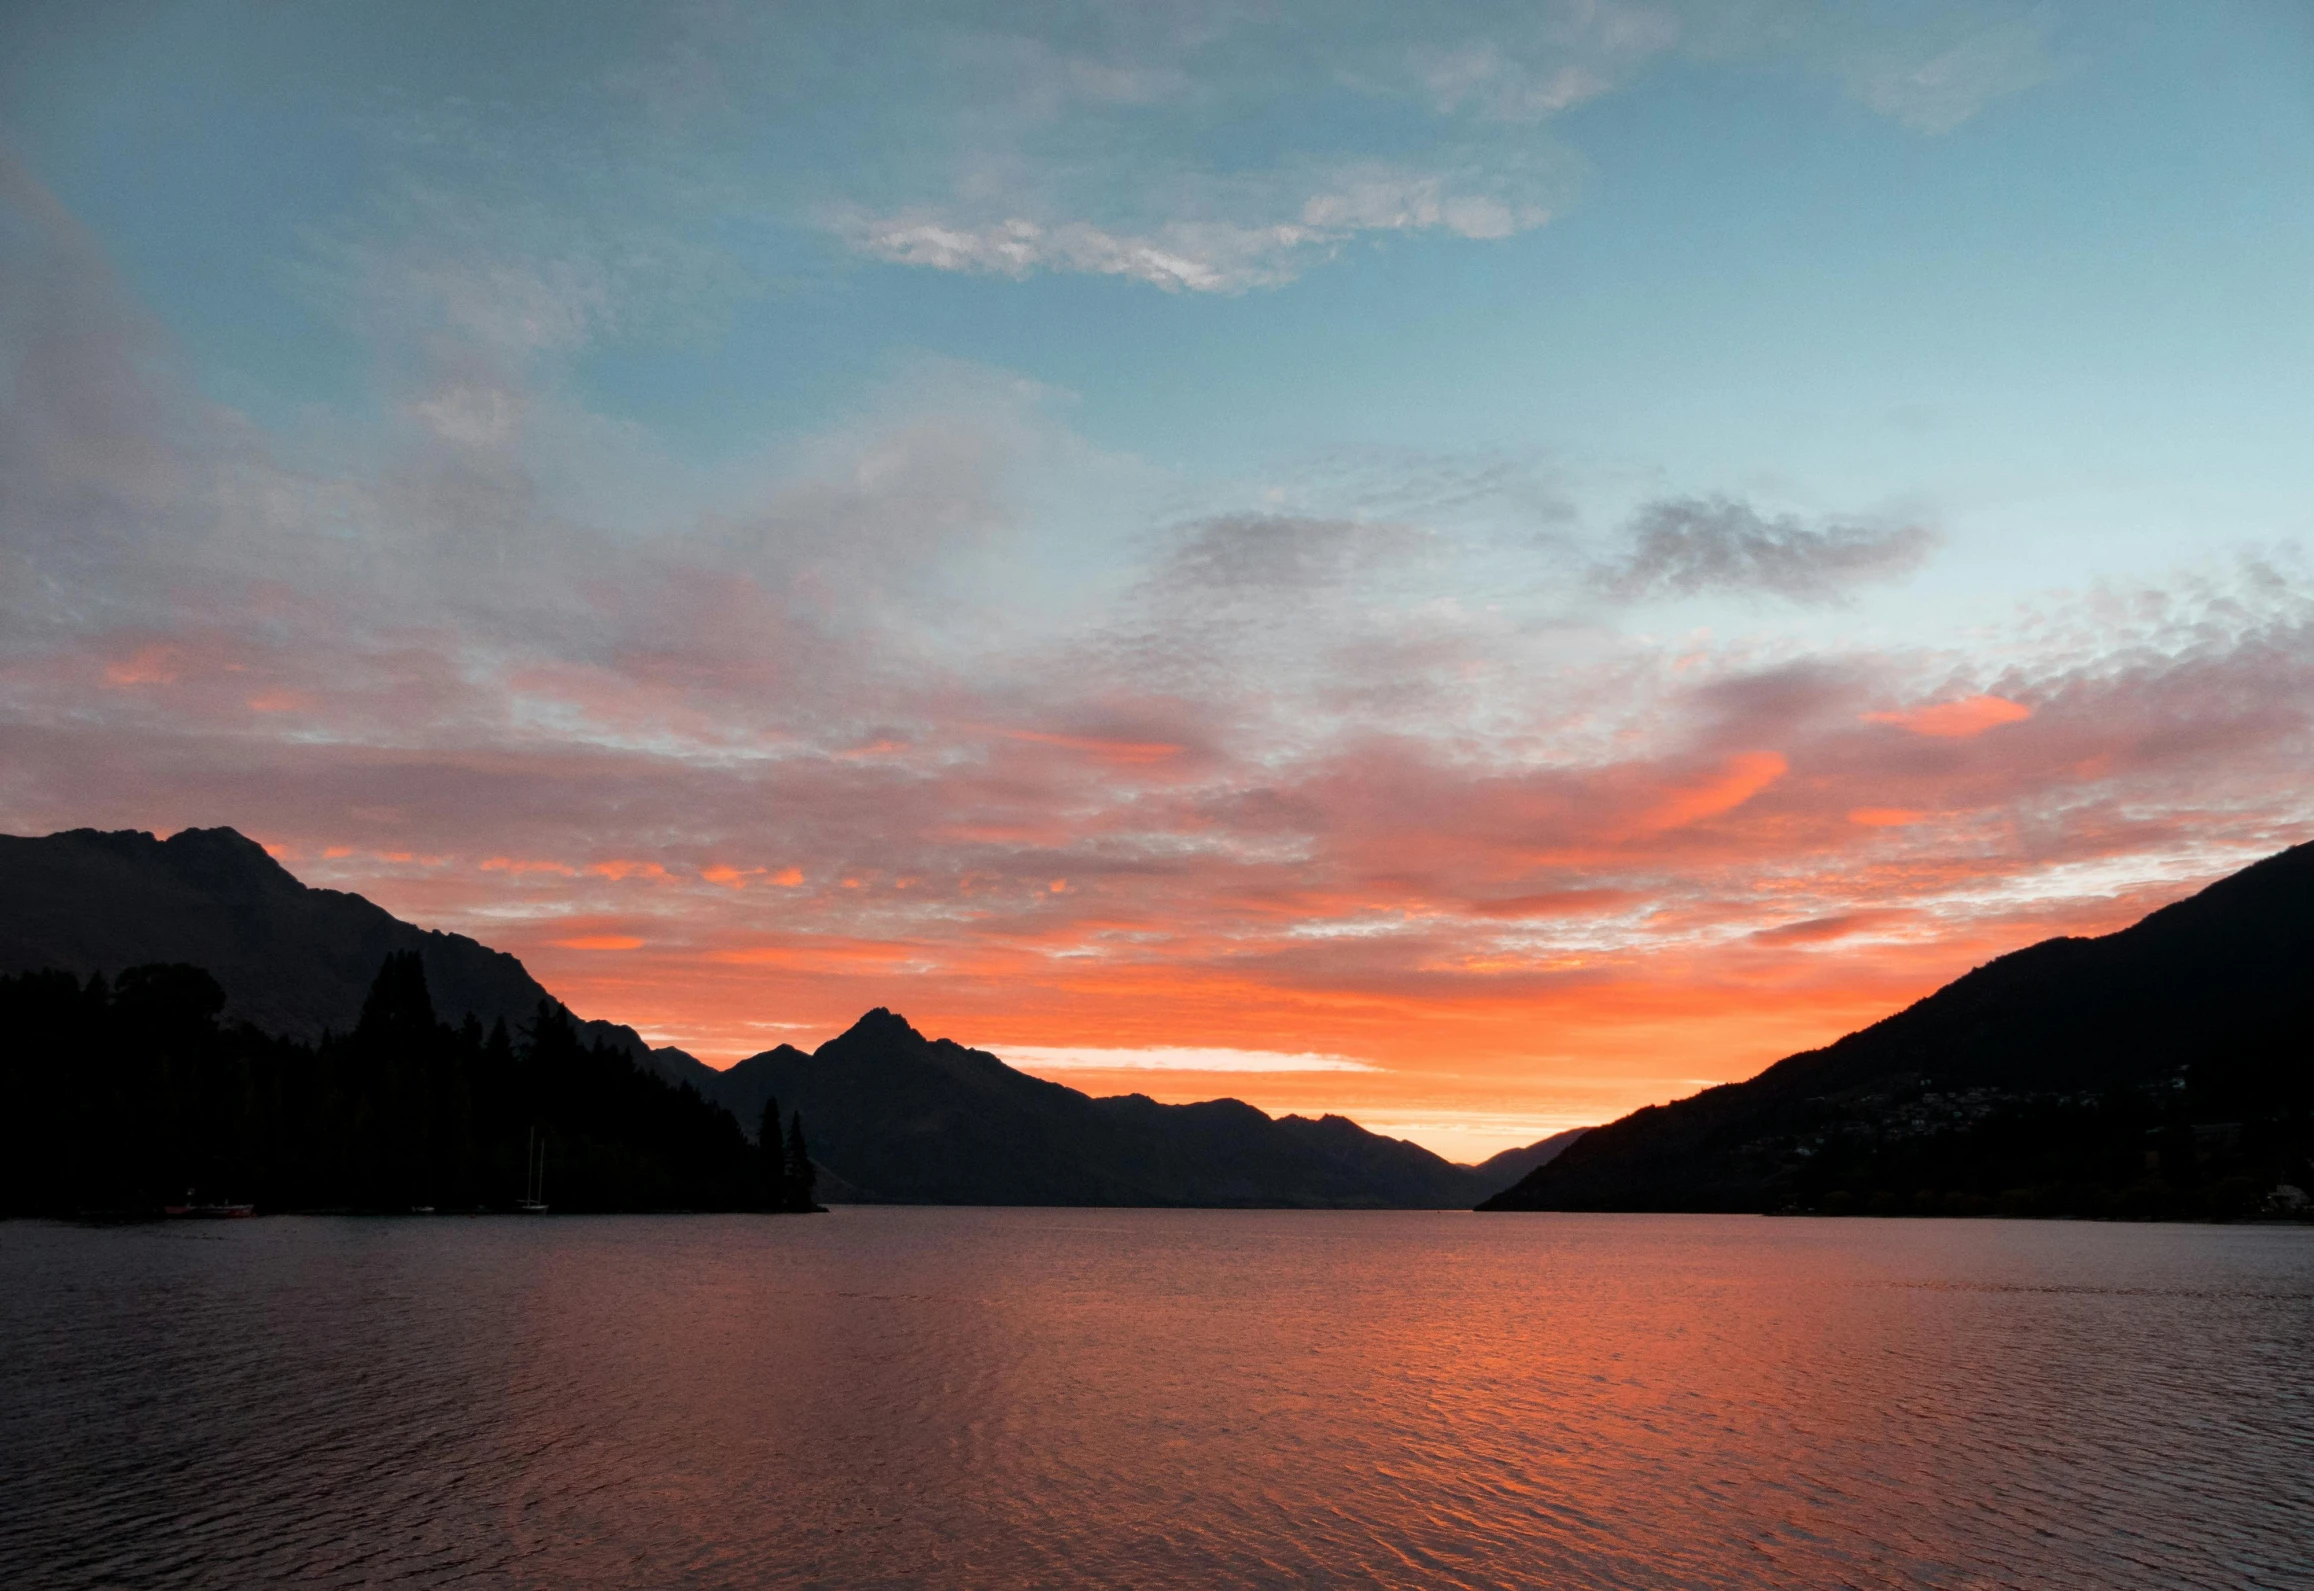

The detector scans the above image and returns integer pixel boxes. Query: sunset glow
[4,3,2311,1160]
[1863,694,2035,739]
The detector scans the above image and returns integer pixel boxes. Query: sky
[3,1,2311,1160]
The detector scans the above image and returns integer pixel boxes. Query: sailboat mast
[516,1125,551,1213]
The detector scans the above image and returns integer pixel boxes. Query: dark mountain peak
[705,1030,1516,1207]
[158,825,307,896]
[1168,1096,1268,1124]
[40,825,308,903]
[826,1007,926,1051]
[719,1041,808,1074]
[46,826,157,853]
[162,824,275,859]
[1275,1112,1386,1142]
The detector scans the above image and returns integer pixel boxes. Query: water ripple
[2,1211,2310,1589]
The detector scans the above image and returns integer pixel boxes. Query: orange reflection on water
[13,1212,2301,1588]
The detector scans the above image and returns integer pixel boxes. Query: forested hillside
[0,953,812,1216]
[1484,841,2314,1220]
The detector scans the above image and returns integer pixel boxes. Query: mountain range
[1484,840,2314,1219]
[10,823,2309,1219]
[0,826,1570,1207]
[708,1011,1574,1207]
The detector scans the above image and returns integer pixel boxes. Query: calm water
[2,1211,2310,1590]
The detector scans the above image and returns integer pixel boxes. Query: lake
[2,1210,2308,1589]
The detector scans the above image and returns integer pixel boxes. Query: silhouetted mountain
[0,952,789,1216]
[0,824,1573,1209]
[1483,842,2314,1219]
[0,827,716,1088]
[713,1009,1528,1207]
[1469,1128,1587,1188]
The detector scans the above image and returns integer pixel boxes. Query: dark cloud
[1597,495,1938,603]
[1750,910,1912,945]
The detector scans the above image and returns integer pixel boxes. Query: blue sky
[14,3,2311,491]
[3,2,2310,1155]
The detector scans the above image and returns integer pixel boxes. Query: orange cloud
[481,856,579,875]
[103,645,182,687]
[711,937,932,973]
[38,551,2307,1164]
[245,688,313,713]
[1848,807,1926,827]
[1864,694,2031,738]
[1636,751,1787,832]
[588,859,670,882]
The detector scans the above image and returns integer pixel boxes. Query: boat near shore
[163,1195,255,1218]
[516,1128,549,1214]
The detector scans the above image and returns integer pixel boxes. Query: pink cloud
[1864,693,2032,738]
[997,727,1186,764]
[1464,888,1635,919]
[245,688,315,714]
[555,933,645,951]
[1750,909,1915,945]
[5,158,2313,1138]
[103,644,183,687]
[481,856,580,875]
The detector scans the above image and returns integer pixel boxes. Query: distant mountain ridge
[712,1009,1526,1207]
[1484,841,2314,1217]
[1468,1128,1587,1188]
[0,826,721,1093]
[0,824,1565,1207]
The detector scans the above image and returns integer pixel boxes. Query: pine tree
[758,1094,787,1208]
[355,951,437,1043]
[783,1109,817,1211]
[350,952,447,1207]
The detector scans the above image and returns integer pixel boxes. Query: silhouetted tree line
[0,953,824,1216]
